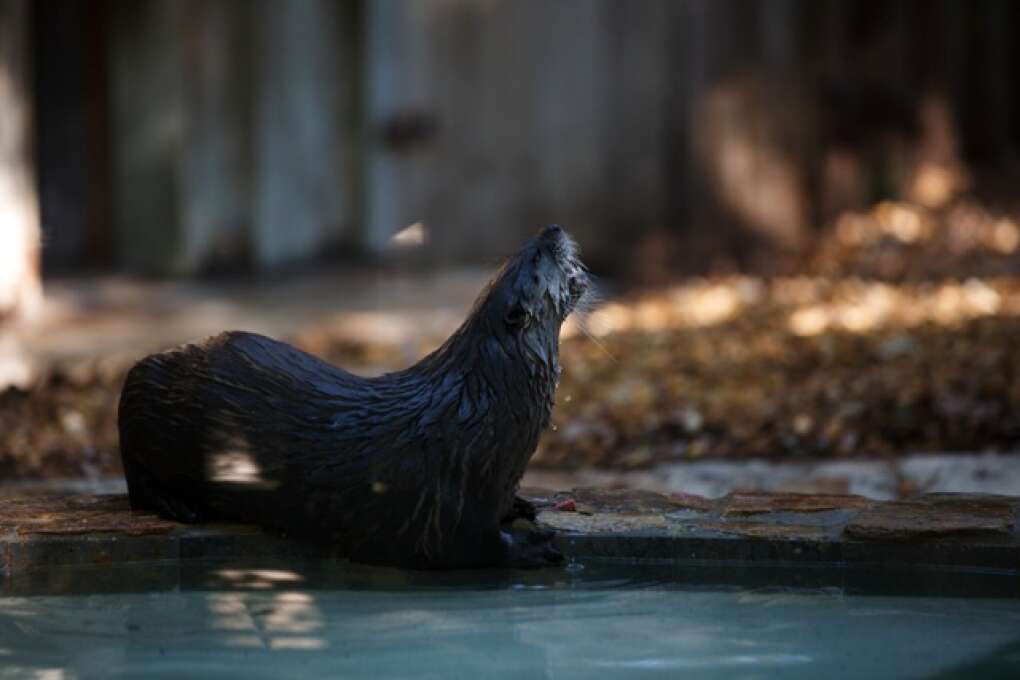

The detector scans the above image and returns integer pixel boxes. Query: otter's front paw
[502,529,564,569]
[502,495,538,524]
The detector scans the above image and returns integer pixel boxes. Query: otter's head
[481,225,588,336]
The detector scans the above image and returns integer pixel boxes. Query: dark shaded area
[928,637,1020,679]
[32,0,112,273]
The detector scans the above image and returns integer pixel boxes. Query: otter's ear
[505,301,532,329]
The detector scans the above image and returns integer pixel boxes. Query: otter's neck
[418,313,561,440]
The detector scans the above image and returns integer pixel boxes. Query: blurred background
[3,0,1020,498]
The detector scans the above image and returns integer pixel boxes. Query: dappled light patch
[204,590,328,653]
[568,279,762,337]
[208,445,280,490]
[809,199,1020,280]
[215,569,305,590]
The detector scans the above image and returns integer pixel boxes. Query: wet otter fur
[118,225,588,569]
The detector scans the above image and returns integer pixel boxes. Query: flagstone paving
[2,488,1017,590]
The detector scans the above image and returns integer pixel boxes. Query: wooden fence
[2,0,1018,281]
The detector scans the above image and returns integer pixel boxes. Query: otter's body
[118,226,586,569]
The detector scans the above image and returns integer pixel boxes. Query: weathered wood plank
[252,0,357,268]
[0,0,42,319]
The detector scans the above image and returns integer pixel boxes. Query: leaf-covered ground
[538,277,1020,467]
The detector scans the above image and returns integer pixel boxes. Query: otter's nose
[567,273,587,297]
[540,224,564,241]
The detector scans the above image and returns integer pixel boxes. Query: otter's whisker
[575,317,618,364]
[570,282,617,364]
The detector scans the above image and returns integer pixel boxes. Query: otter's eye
[568,276,584,296]
[505,303,530,328]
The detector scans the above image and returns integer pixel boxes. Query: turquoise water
[2,561,1019,679]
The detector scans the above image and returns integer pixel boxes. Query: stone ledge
[530,488,1019,571]
[2,489,1018,587]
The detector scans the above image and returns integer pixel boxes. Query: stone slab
[845,495,1016,541]
[720,492,874,515]
[0,494,176,536]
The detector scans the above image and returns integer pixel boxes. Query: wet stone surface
[2,489,1018,584]
[845,493,1018,540]
[0,494,176,536]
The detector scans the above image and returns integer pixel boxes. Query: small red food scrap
[554,499,577,512]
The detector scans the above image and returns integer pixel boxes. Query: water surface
[2,560,1018,679]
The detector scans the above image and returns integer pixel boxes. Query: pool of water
[2,560,1019,679]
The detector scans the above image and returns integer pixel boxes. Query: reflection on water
[1,560,1019,679]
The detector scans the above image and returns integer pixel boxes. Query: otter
[118,225,587,569]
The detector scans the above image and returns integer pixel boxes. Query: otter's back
[118,331,379,532]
